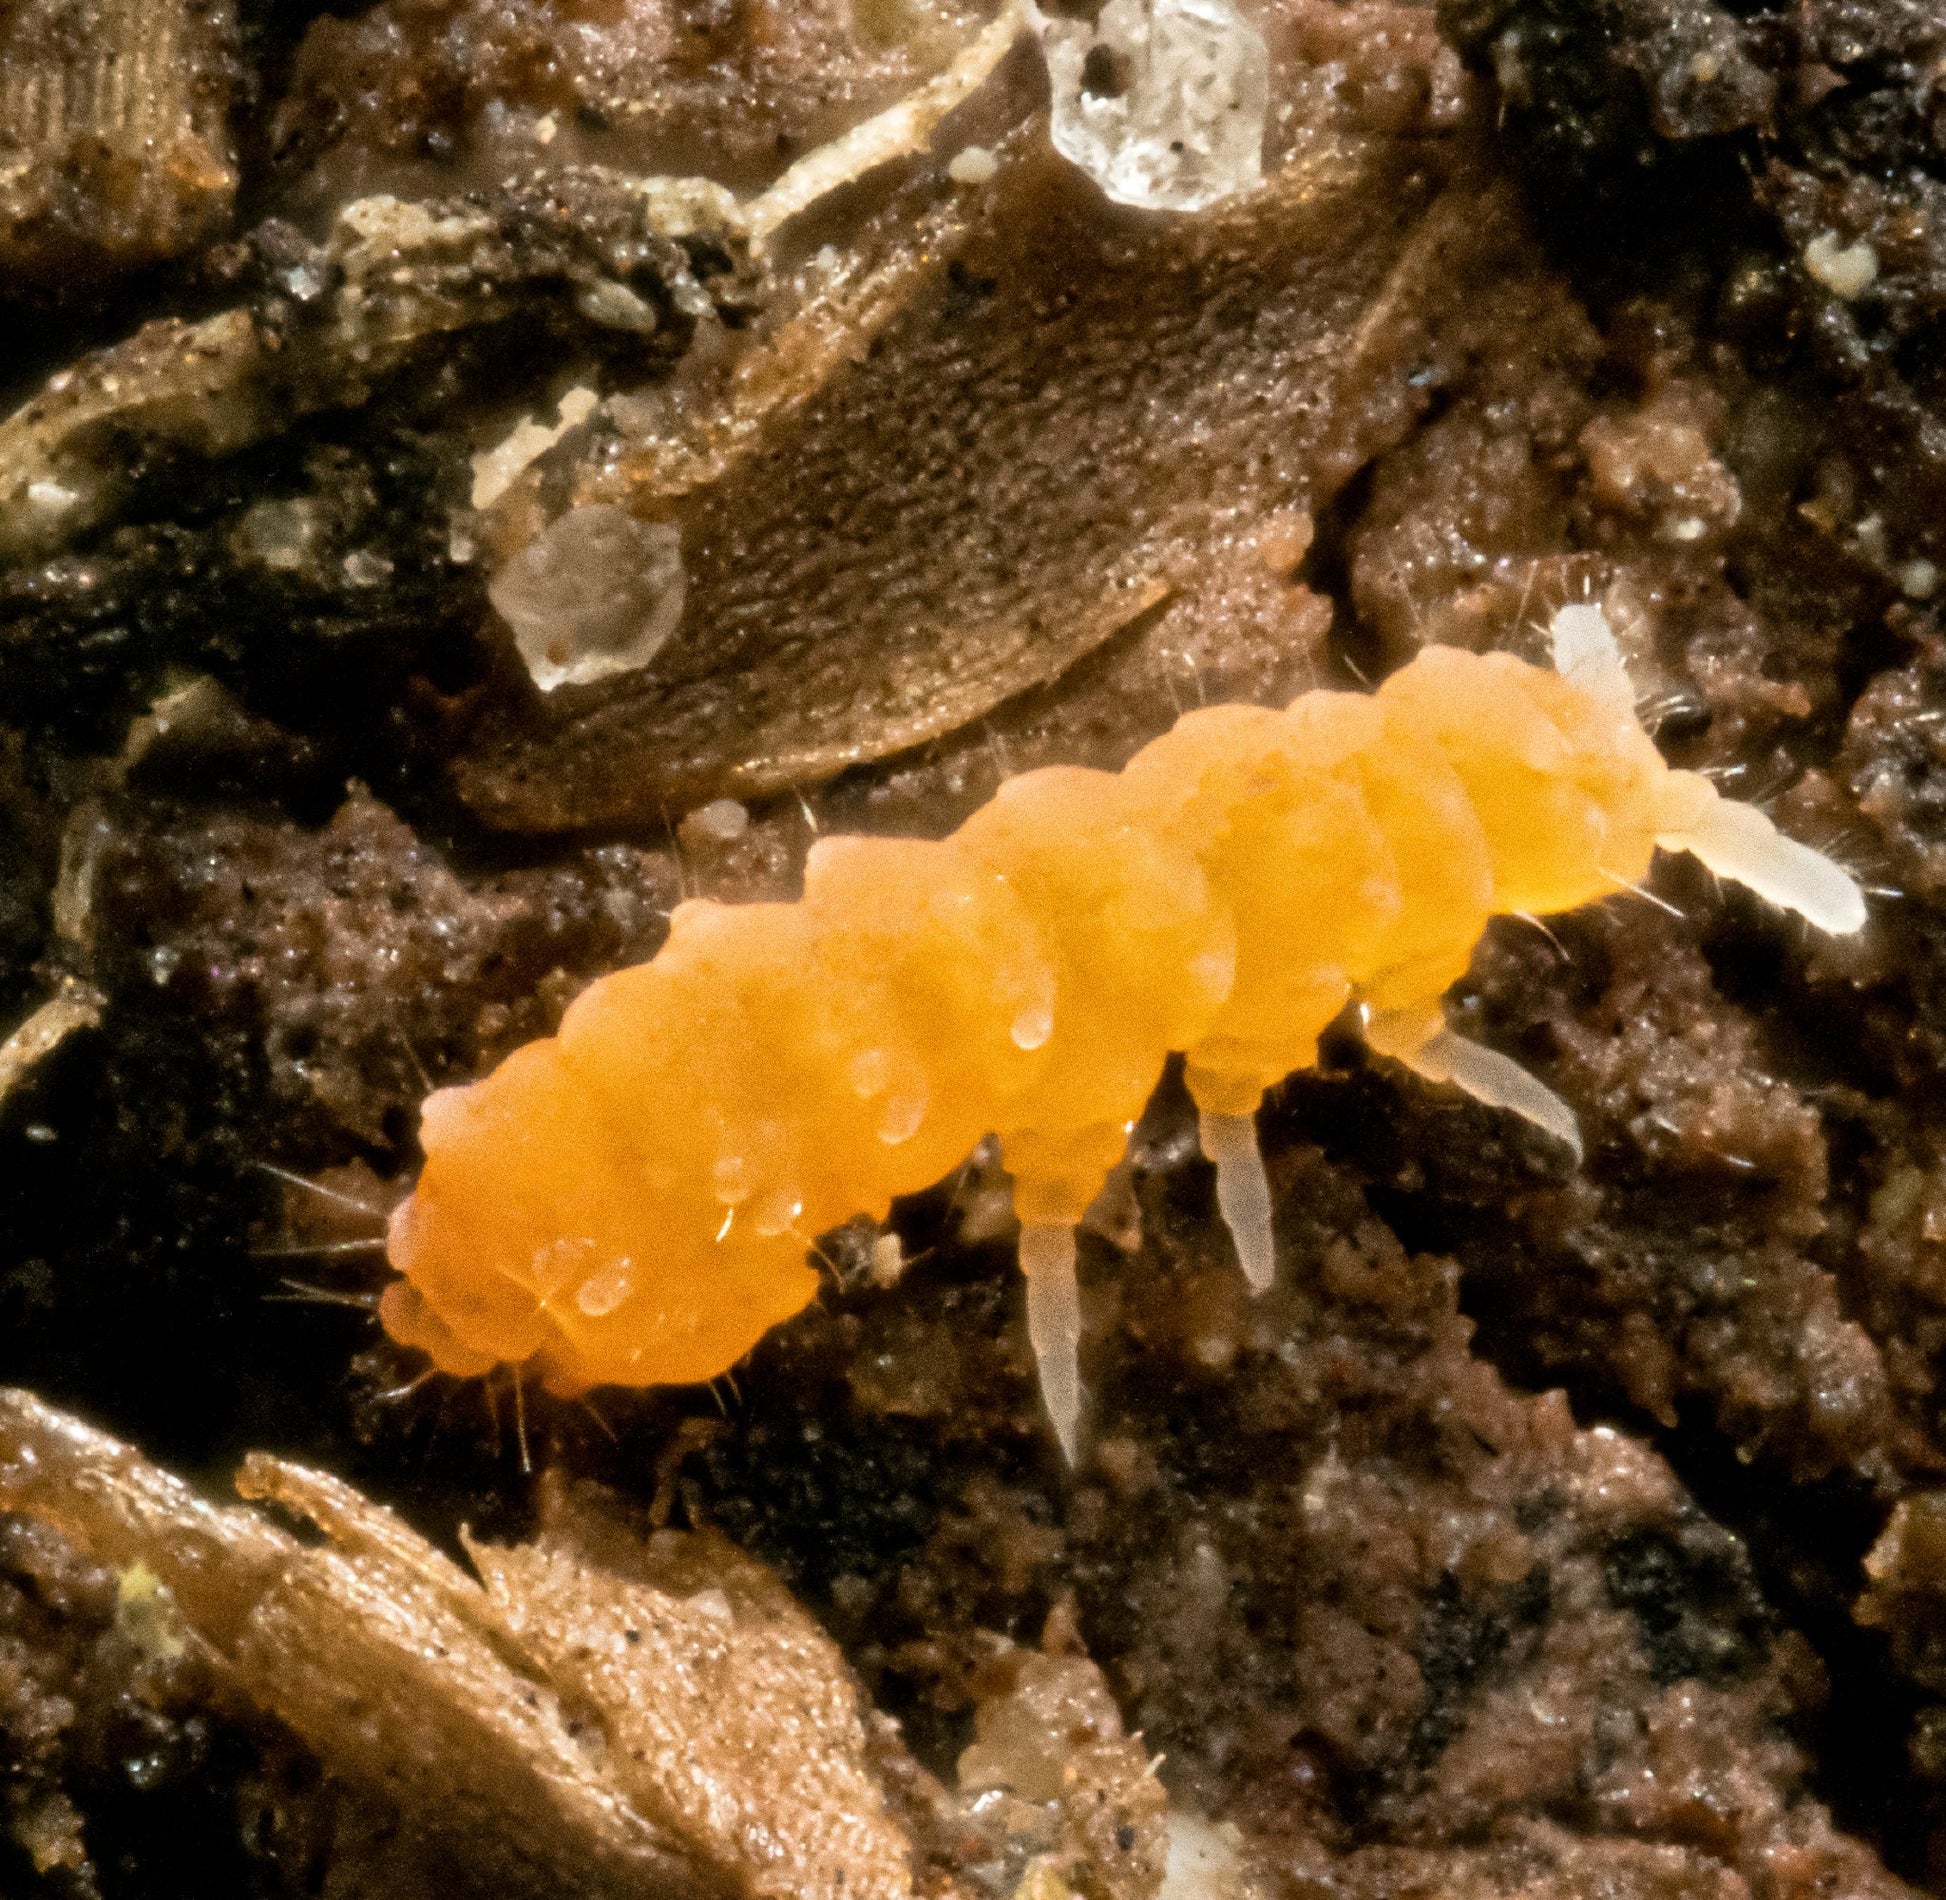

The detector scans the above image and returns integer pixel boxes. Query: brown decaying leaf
[450,121,1484,831]
[0,1387,930,1900]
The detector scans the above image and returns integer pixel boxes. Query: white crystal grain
[1035,0,1267,212]
[489,505,685,693]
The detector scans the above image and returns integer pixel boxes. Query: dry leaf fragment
[0,0,238,294]
[0,1389,933,1900]
[0,980,104,1113]
[454,134,1478,830]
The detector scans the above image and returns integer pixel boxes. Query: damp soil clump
[7,0,1946,1896]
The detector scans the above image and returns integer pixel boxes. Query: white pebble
[1803,230,1878,300]
[25,480,78,514]
[1899,558,1939,601]
[1159,1813,1252,1900]
[947,144,999,185]
[870,1232,906,1289]
[685,1586,733,1625]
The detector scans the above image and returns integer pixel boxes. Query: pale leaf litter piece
[740,1,1037,246]
[0,0,238,293]
[0,1387,923,1900]
[489,505,687,693]
[0,169,742,567]
[0,979,104,1113]
[1033,0,1268,212]
[0,0,1264,708]
[471,387,601,512]
[0,1387,1182,1899]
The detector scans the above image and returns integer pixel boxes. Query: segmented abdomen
[381,640,1679,1400]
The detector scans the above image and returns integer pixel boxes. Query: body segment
[383,616,1865,1452]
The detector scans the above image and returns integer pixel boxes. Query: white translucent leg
[1019,1222,1082,1464]
[1401,1028,1583,1162]
[1549,601,1634,712]
[1198,1108,1275,1295]
[1655,770,1866,936]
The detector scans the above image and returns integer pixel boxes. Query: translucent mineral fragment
[1035,0,1268,212]
[678,797,751,848]
[488,505,686,693]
